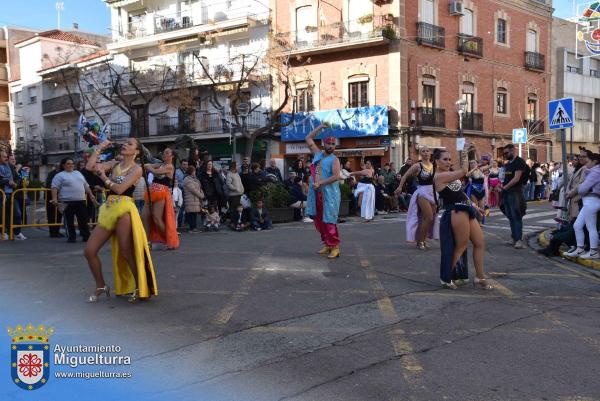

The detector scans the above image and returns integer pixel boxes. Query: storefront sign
[335,147,386,158]
[280,105,388,142]
[286,143,311,154]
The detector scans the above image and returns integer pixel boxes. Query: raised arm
[98,165,143,195]
[434,152,469,191]
[305,123,328,155]
[145,163,174,177]
[86,141,117,174]
[394,163,420,195]
[349,169,372,178]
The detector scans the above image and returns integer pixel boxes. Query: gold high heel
[473,277,493,290]
[318,246,331,255]
[128,288,140,303]
[327,247,340,259]
[87,285,110,303]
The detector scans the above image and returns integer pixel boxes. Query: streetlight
[455,98,467,166]
[221,101,250,164]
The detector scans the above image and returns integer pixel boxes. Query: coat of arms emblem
[8,323,54,390]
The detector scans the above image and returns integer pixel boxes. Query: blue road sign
[512,128,527,144]
[548,97,574,130]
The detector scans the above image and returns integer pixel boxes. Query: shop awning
[335,147,386,157]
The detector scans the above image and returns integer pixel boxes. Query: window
[590,58,600,77]
[461,9,474,35]
[567,52,581,74]
[86,83,94,93]
[29,124,38,139]
[296,6,313,43]
[14,91,22,107]
[575,101,592,121]
[497,19,506,44]
[496,88,507,114]
[17,127,24,141]
[420,0,435,24]
[461,82,475,113]
[422,82,435,110]
[527,29,537,52]
[295,87,314,112]
[349,81,368,108]
[527,96,537,120]
[28,87,37,104]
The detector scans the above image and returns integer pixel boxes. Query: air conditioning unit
[449,1,464,16]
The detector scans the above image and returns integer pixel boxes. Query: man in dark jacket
[265,158,283,182]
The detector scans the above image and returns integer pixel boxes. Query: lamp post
[455,99,467,166]
[221,101,250,164]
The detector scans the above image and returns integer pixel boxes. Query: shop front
[280,105,390,173]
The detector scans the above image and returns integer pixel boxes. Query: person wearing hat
[305,123,342,258]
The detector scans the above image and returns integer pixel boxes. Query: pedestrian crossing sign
[548,97,575,130]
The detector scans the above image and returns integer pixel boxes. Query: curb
[538,229,600,271]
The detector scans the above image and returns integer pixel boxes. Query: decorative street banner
[576,2,600,58]
[280,105,388,142]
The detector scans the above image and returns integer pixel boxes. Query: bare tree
[192,33,311,161]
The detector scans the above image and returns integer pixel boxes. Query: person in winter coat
[226,162,245,211]
[199,160,224,210]
[183,166,205,233]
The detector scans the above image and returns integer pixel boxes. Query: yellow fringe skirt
[97,195,158,298]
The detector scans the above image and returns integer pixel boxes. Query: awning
[335,147,386,157]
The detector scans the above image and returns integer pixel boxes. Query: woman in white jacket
[226,162,245,211]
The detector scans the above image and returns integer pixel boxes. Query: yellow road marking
[356,245,424,381]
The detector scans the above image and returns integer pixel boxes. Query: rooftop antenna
[56,2,64,30]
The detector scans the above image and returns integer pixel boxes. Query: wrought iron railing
[416,107,445,128]
[275,15,397,52]
[155,111,266,136]
[525,52,545,71]
[416,22,445,49]
[458,34,483,58]
[42,94,81,115]
[461,112,483,131]
[109,122,131,139]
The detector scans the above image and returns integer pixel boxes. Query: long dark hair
[431,149,444,206]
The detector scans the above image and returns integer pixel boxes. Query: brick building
[271,0,402,172]
[401,0,554,162]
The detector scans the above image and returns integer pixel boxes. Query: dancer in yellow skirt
[84,138,158,303]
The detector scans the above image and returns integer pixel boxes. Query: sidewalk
[538,229,600,271]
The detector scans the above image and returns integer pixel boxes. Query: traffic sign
[512,128,527,144]
[548,97,575,130]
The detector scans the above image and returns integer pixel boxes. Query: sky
[0,0,586,36]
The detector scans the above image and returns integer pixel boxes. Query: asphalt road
[1,201,599,401]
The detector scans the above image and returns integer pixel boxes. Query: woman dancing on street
[143,148,179,250]
[84,139,158,303]
[395,146,439,249]
[487,160,501,207]
[433,146,492,290]
[466,159,487,221]
[349,160,375,222]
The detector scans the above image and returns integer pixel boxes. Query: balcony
[275,15,397,56]
[457,34,483,58]
[0,102,8,122]
[525,52,545,72]
[416,107,445,128]
[110,2,269,51]
[43,136,78,152]
[155,111,265,137]
[461,112,483,131]
[0,64,7,83]
[109,122,131,140]
[416,22,445,49]
[523,119,545,135]
[42,94,81,116]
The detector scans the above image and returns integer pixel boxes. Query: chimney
[72,22,79,30]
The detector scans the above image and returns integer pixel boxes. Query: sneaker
[514,240,524,249]
[2,233,8,240]
[506,239,516,246]
[14,233,27,241]
[565,246,577,254]
[303,217,313,223]
[377,210,388,215]
[564,247,585,257]
[580,249,599,260]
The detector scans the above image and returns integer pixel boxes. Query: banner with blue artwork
[280,105,388,142]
